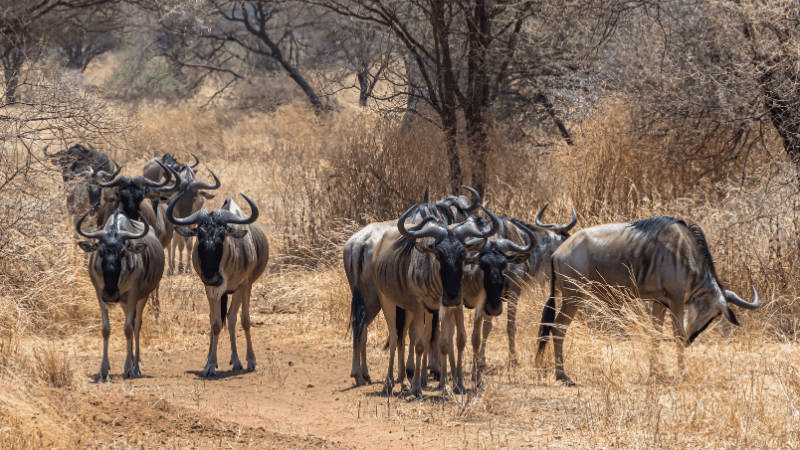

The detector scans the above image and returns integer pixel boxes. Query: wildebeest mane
[688,223,725,291]
[629,216,685,238]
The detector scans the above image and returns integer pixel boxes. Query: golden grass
[3,88,800,448]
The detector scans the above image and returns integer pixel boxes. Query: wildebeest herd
[51,144,759,396]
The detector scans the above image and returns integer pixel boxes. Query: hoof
[203,363,217,378]
[231,357,244,371]
[558,376,576,387]
[409,386,422,399]
[352,375,367,387]
[453,384,466,395]
[247,360,259,372]
[362,373,371,384]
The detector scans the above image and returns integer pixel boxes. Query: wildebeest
[535,216,760,385]
[167,192,269,377]
[46,144,114,182]
[142,152,199,182]
[168,166,221,275]
[345,186,479,386]
[76,209,164,380]
[372,202,500,397]
[461,205,577,384]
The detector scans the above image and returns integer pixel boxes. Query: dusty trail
[72,323,470,449]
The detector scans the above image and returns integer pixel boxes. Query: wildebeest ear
[128,243,147,254]
[508,253,530,265]
[227,227,248,239]
[175,226,197,237]
[414,241,436,254]
[78,241,97,252]
[722,305,740,326]
[200,191,215,199]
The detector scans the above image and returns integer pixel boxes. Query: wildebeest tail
[221,293,229,327]
[429,310,439,347]
[350,287,367,345]
[536,260,557,362]
[384,306,406,350]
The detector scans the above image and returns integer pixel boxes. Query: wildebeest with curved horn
[345,186,479,386]
[461,204,577,384]
[142,152,199,182]
[46,144,114,182]
[372,201,500,397]
[76,209,164,380]
[535,216,760,386]
[167,191,269,377]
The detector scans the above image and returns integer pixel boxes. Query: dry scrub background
[2,72,800,448]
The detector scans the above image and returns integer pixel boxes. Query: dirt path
[72,325,470,449]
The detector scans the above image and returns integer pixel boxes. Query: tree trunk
[761,68,800,160]
[2,50,24,104]
[357,71,368,107]
[442,110,463,195]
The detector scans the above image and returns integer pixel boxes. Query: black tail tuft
[221,293,229,327]
[350,287,367,345]
[385,306,406,350]
[536,260,557,362]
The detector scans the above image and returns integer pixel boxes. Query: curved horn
[119,216,150,240]
[220,194,259,225]
[498,223,537,255]
[99,174,132,189]
[166,189,208,225]
[74,167,94,178]
[561,207,578,232]
[535,204,555,229]
[134,161,172,188]
[76,210,106,239]
[422,185,430,204]
[725,286,759,310]
[96,161,122,182]
[188,153,200,168]
[457,185,481,212]
[397,204,448,241]
[190,169,221,191]
[454,205,500,241]
[159,164,182,195]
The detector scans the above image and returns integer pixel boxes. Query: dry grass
[3,82,800,448]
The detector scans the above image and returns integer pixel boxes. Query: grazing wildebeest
[372,202,500,397]
[142,152,199,183]
[345,186,479,386]
[76,209,164,380]
[535,216,760,386]
[167,192,269,377]
[461,204,577,383]
[168,166,220,275]
[46,144,114,182]
[62,163,122,238]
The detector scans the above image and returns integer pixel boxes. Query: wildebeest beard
[479,250,507,316]
[119,187,146,221]
[196,221,226,286]
[435,237,467,305]
[99,242,125,302]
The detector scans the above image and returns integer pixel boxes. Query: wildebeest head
[76,209,150,303]
[398,202,500,308]
[471,223,538,317]
[683,224,759,344]
[99,162,182,220]
[167,192,258,287]
[431,185,481,222]
[47,144,113,182]
[170,165,220,220]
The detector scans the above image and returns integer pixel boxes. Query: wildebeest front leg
[454,306,467,394]
[397,311,413,387]
[239,284,259,372]
[409,302,427,398]
[552,297,580,386]
[381,302,398,394]
[668,302,687,376]
[438,308,456,393]
[227,291,244,371]
[505,282,522,364]
[471,309,484,386]
[649,302,668,378]
[132,297,147,377]
[405,316,416,385]
[98,294,111,381]
[204,291,223,377]
[122,293,137,379]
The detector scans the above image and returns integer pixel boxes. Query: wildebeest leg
[240,284,259,372]
[667,302,687,376]
[438,308,455,392]
[98,294,111,381]
[356,298,381,385]
[382,302,398,394]
[123,292,137,379]
[426,310,441,382]
[480,318,492,368]
[397,311,413,387]
[170,238,179,275]
[132,297,147,377]
[409,302,427,398]
[649,302,668,377]
[228,289,244,371]
[505,282,522,364]
[454,306,467,394]
[406,316,416,385]
[552,297,580,386]
[204,290,223,377]
[471,308,484,386]
[150,286,161,322]
[183,236,193,274]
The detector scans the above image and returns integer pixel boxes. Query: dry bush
[32,343,74,388]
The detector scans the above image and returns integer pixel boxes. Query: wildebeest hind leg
[122,292,137,379]
[552,298,580,386]
[381,303,398,394]
[228,289,244,371]
[240,284,258,372]
[132,297,147,377]
[471,309,484,387]
[454,306,467,394]
[505,283,522,365]
[98,294,111,381]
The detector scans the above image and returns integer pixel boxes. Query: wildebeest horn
[74,167,94,178]
[119,216,150,240]
[99,173,132,188]
[398,204,448,241]
[422,185,430,204]
[96,161,122,182]
[497,223,538,255]
[535,204,577,233]
[190,169,221,191]
[454,205,500,241]
[134,161,173,188]
[166,189,208,226]
[76,210,106,239]
[221,194,259,225]
[188,153,200,168]
[457,185,480,212]
[562,207,578,232]
[725,286,759,310]
[159,164,182,195]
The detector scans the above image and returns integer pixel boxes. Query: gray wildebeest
[462,204,576,384]
[167,191,269,377]
[372,202,500,397]
[345,186,479,386]
[76,209,164,380]
[535,216,760,386]
[167,164,221,275]
[142,152,199,182]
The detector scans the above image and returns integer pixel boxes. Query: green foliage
[107,32,183,100]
